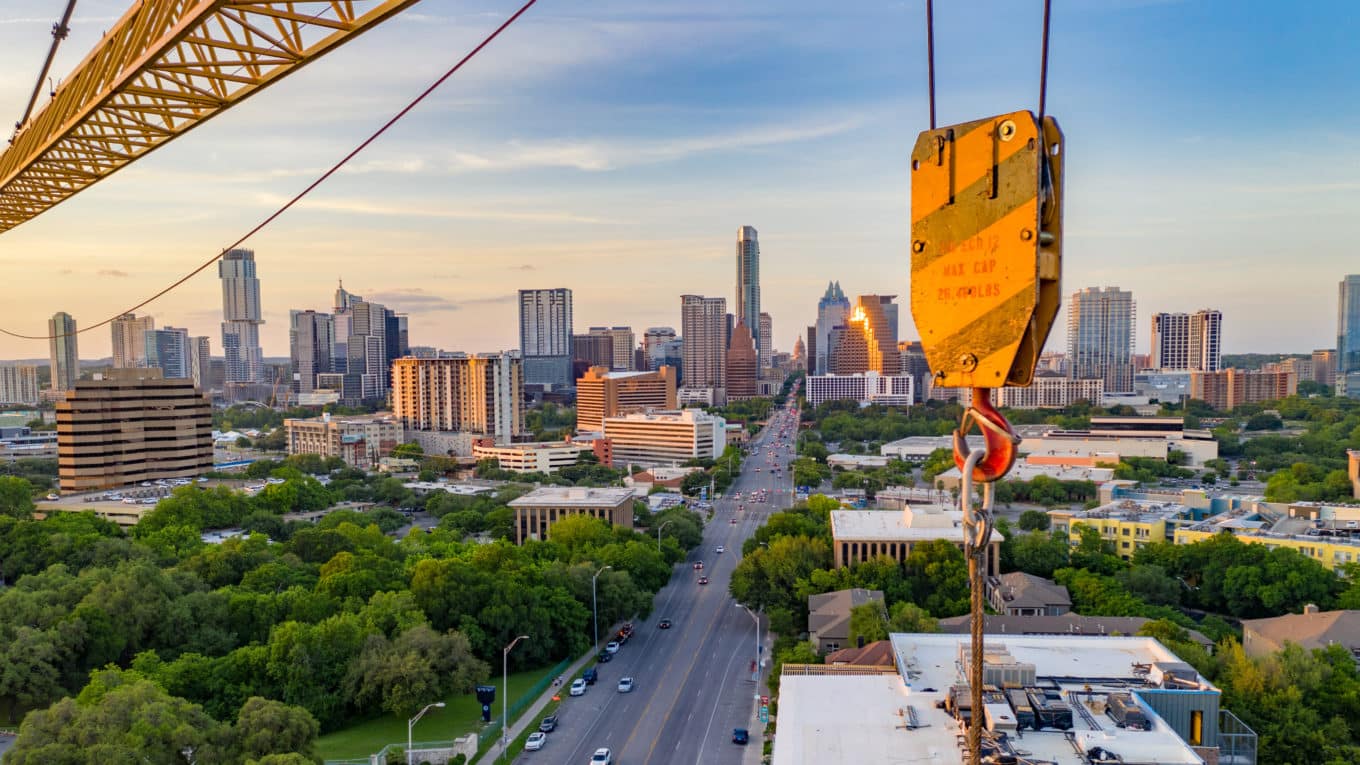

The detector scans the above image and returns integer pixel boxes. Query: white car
[570,679,588,696]
[590,749,614,765]
[605,641,621,654]
[525,732,546,751]
[716,545,725,554]
[617,677,634,693]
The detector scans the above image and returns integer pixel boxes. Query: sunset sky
[0,0,1357,360]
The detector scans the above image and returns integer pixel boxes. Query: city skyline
[0,1,1357,360]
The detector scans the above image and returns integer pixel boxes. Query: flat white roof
[508,486,637,508]
[831,508,1004,543]
[774,633,1216,765]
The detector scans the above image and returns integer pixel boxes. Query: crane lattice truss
[0,0,419,234]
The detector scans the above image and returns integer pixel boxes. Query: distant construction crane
[0,0,420,234]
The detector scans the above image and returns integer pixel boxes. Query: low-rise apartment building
[829,504,1003,574]
[602,408,726,467]
[1050,499,1193,559]
[284,413,403,470]
[805,372,913,407]
[471,440,590,474]
[509,486,636,544]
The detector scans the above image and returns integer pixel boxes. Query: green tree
[1017,509,1051,531]
[0,476,35,518]
[846,601,889,646]
[344,625,487,718]
[888,601,938,633]
[231,697,322,763]
[1116,564,1182,606]
[6,668,228,765]
[1011,531,1070,579]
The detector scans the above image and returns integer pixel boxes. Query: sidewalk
[472,647,598,765]
[742,626,774,765]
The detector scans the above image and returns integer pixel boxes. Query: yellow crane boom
[0,0,420,235]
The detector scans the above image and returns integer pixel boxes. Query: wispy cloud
[97,268,130,277]
[442,116,867,173]
[252,193,616,225]
[367,288,459,312]
[514,264,536,271]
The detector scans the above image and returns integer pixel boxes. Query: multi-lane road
[517,401,800,765]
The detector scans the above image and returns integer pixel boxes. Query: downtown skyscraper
[814,281,850,375]
[681,294,727,403]
[110,313,155,369]
[48,311,78,392]
[289,310,334,393]
[518,288,573,390]
[1150,310,1222,372]
[144,327,191,379]
[735,226,762,368]
[1338,275,1360,397]
[219,249,264,384]
[1068,287,1136,394]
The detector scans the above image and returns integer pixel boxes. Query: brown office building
[832,295,900,375]
[725,319,758,400]
[56,368,213,493]
[575,365,677,432]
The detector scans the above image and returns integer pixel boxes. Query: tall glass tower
[735,226,761,367]
[1337,275,1360,397]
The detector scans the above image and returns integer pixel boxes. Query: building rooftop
[808,588,884,638]
[939,461,1115,485]
[1242,609,1360,653]
[830,506,1005,543]
[824,639,897,667]
[774,633,1223,765]
[508,486,637,508]
[990,572,1072,611]
[1061,499,1192,525]
[938,613,1214,650]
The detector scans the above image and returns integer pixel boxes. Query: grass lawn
[316,665,558,761]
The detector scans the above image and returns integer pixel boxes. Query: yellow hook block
[909,110,1064,390]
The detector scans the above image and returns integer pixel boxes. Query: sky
[0,0,1357,361]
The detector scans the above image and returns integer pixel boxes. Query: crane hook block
[909,111,1064,390]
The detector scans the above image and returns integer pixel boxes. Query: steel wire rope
[9,0,78,143]
[0,0,540,341]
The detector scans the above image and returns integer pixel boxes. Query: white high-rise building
[681,294,727,402]
[1067,287,1136,394]
[110,313,155,369]
[519,288,573,389]
[1151,310,1221,372]
[219,249,264,383]
[603,409,728,466]
[758,312,773,371]
[588,326,636,371]
[1340,275,1360,397]
[643,327,678,371]
[0,365,40,405]
[736,226,761,365]
[189,336,211,392]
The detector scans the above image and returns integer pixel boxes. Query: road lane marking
[695,607,750,764]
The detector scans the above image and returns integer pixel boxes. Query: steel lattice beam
[0,0,420,234]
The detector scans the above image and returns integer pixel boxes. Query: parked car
[658,618,672,629]
[596,651,612,663]
[583,668,598,684]
[590,749,614,765]
[525,732,546,751]
[733,728,750,745]
[617,677,634,693]
[539,715,558,732]
[570,679,587,696]
[605,641,621,654]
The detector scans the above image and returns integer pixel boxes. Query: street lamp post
[501,635,530,760]
[657,520,674,553]
[408,701,446,765]
[592,565,612,647]
[736,603,761,690]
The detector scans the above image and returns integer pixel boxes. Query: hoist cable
[925,0,936,130]
[1038,0,1052,122]
[0,0,539,341]
[11,0,79,143]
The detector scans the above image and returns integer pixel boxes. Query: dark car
[597,650,613,663]
[583,668,598,685]
[698,576,709,585]
[693,561,704,570]
[733,728,749,745]
[539,714,558,732]
[658,618,672,629]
